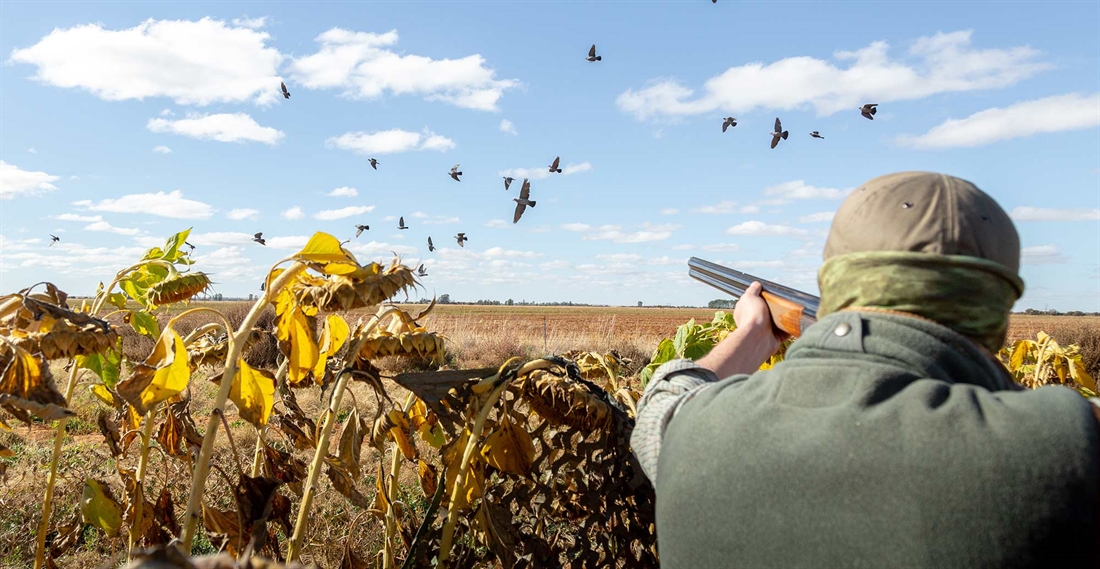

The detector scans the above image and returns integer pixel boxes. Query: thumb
[745,281,763,297]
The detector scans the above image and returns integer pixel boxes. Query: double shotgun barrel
[688,257,820,338]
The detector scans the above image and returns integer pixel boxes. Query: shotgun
[688,257,820,338]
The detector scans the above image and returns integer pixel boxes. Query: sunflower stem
[178,261,306,552]
[128,406,159,562]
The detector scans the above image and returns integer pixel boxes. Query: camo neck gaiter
[817,251,1024,353]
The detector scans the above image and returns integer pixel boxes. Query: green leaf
[683,339,716,361]
[107,292,128,310]
[144,229,191,262]
[128,310,160,339]
[77,345,122,389]
[118,278,148,309]
[80,479,123,537]
[673,321,693,356]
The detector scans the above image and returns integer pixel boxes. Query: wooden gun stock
[688,257,820,338]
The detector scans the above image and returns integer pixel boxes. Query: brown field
[1,304,1096,568]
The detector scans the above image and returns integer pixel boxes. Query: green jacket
[647,311,1099,568]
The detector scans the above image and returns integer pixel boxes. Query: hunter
[633,171,1099,567]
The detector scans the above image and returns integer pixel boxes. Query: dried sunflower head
[0,285,118,361]
[519,368,612,433]
[354,308,445,365]
[293,257,418,312]
[147,272,211,305]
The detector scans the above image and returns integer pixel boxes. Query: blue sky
[1,1,1098,310]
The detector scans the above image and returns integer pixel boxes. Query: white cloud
[726,221,808,236]
[409,211,459,225]
[764,180,850,203]
[281,206,305,220]
[484,219,508,228]
[287,28,519,111]
[596,253,643,263]
[484,247,544,259]
[266,235,310,249]
[1010,207,1100,222]
[701,243,742,252]
[327,128,454,155]
[691,200,760,214]
[897,93,1100,148]
[52,213,101,222]
[617,30,1049,120]
[147,113,284,144]
[152,145,172,154]
[499,161,593,181]
[1,161,60,199]
[160,108,174,116]
[561,223,591,232]
[672,244,696,251]
[583,222,679,244]
[187,232,255,246]
[84,220,141,235]
[227,208,259,220]
[231,16,267,29]
[345,240,418,257]
[499,119,517,135]
[27,147,36,154]
[1021,245,1069,265]
[9,18,284,106]
[660,208,679,215]
[73,190,213,219]
[798,211,836,223]
[194,246,261,281]
[314,205,375,220]
[327,186,358,197]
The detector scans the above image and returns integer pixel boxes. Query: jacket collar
[786,309,1019,393]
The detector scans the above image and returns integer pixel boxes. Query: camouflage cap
[824,171,1021,274]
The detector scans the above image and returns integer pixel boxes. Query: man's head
[817,172,1025,352]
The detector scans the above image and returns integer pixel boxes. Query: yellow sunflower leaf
[115,326,190,415]
[88,384,117,408]
[480,416,535,476]
[80,478,123,537]
[312,314,350,381]
[294,232,358,274]
[228,360,276,428]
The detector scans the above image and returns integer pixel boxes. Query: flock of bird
[44,15,880,286]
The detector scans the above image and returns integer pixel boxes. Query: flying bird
[513,178,536,224]
[770,117,789,149]
[549,156,562,174]
[503,176,515,191]
[417,264,428,277]
[428,236,435,252]
[398,217,408,230]
[810,131,824,139]
[355,224,370,237]
[860,104,878,120]
[280,82,290,99]
[587,44,602,62]
[49,234,59,246]
[369,158,379,170]
[455,233,468,247]
[253,232,266,246]
[260,281,265,292]
[449,164,463,182]
[722,117,737,132]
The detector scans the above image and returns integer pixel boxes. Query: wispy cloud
[499,119,517,135]
[410,211,460,225]
[84,220,140,235]
[287,28,518,111]
[52,213,101,222]
[314,205,375,220]
[152,145,173,154]
[798,211,835,223]
[691,200,759,214]
[561,223,591,232]
[327,128,454,155]
[227,208,259,220]
[660,208,679,215]
[9,17,284,106]
[1021,245,1069,265]
[231,16,268,29]
[726,221,808,236]
[499,161,593,181]
[1010,206,1100,222]
[281,206,304,220]
[700,243,742,252]
[897,93,1100,148]
[0,161,59,200]
[327,186,358,197]
[148,113,285,144]
[27,147,36,154]
[617,30,1049,120]
[764,181,850,204]
[582,222,679,244]
[73,190,213,219]
[484,219,509,228]
[187,232,255,246]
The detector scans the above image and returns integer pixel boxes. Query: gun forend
[688,257,820,338]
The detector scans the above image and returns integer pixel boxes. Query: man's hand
[697,282,789,379]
